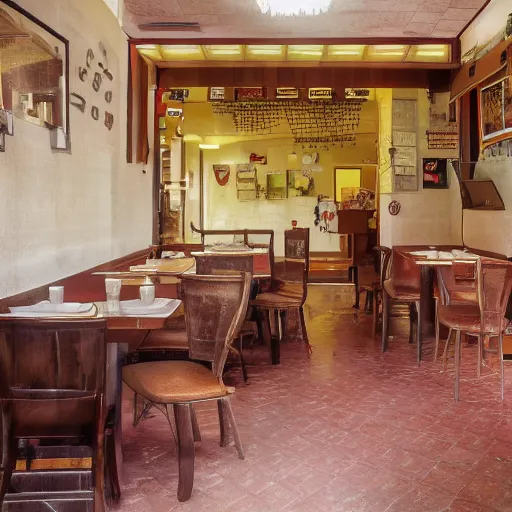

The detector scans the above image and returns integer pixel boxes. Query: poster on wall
[423,158,449,189]
[481,77,512,141]
[213,165,230,186]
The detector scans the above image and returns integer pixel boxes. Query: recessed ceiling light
[258,0,333,16]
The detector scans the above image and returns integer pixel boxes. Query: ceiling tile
[122,0,488,39]
[449,0,485,7]
[392,1,421,11]
[442,7,478,21]
[404,22,436,36]
[410,11,444,24]
[124,0,183,16]
[434,18,468,32]
[418,0,451,12]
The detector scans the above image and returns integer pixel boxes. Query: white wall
[463,157,512,256]
[0,0,152,297]
[379,89,462,248]
[459,0,512,257]
[460,0,511,59]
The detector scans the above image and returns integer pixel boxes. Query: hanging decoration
[212,100,363,145]
[213,165,231,186]
[249,153,267,164]
[388,200,401,216]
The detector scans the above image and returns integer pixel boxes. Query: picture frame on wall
[481,77,512,143]
[423,158,449,189]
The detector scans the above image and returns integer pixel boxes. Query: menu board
[392,100,418,191]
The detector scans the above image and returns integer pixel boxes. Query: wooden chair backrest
[390,247,421,290]
[194,254,253,275]
[148,243,204,259]
[477,258,512,334]
[180,273,252,378]
[0,319,107,436]
[190,222,275,279]
[373,246,391,287]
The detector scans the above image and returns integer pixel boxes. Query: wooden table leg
[174,404,195,502]
[419,266,435,343]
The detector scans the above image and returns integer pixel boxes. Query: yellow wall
[174,91,378,254]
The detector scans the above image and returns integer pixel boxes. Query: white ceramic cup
[49,286,64,304]
[139,285,155,306]
[105,279,122,314]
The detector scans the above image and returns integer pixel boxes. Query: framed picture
[423,158,449,189]
[0,1,70,147]
[481,77,512,143]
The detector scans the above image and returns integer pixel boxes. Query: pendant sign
[210,87,225,101]
[276,87,299,99]
[308,88,333,100]
[345,88,371,100]
[213,165,231,186]
[167,107,183,118]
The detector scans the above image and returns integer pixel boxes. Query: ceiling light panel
[287,45,324,61]
[327,45,365,61]
[406,44,450,63]
[366,45,407,62]
[159,45,204,60]
[204,45,243,60]
[136,45,162,61]
[246,45,285,60]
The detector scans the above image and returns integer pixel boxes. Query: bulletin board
[392,99,418,191]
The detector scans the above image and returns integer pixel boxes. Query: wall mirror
[0,1,69,146]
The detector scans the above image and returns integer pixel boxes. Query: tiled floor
[118,285,512,512]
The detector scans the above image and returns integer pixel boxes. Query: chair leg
[454,330,462,401]
[94,427,106,512]
[217,399,230,448]
[239,336,248,383]
[477,334,483,379]
[434,300,440,361]
[443,328,453,371]
[0,407,16,506]
[416,301,422,365]
[299,306,309,346]
[173,403,195,502]
[190,405,201,443]
[381,291,389,352]
[257,308,275,364]
[104,406,120,506]
[408,303,416,345]
[372,290,379,338]
[223,398,245,460]
[499,332,505,401]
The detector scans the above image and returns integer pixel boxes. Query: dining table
[396,246,480,357]
[0,296,183,505]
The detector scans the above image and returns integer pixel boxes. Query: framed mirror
[0,0,69,147]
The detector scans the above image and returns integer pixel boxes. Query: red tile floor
[117,285,512,512]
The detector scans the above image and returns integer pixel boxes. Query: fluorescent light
[247,45,283,55]
[373,45,405,51]
[199,144,220,150]
[416,50,445,57]
[288,45,324,57]
[330,50,360,56]
[258,0,332,15]
[136,44,157,50]
[161,45,202,55]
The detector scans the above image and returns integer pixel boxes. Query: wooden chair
[0,319,119,512]
[148,243,204,259]
[190,222,275,280]
[437,258,512,400]
[123,273,252,502]
[251,228,310,364]
[361,246,392,338]
[434,261,478,362]
[381,248,423,364]
[194,254,256,382]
